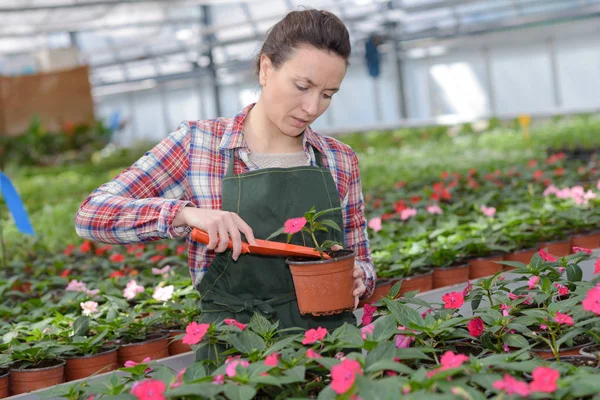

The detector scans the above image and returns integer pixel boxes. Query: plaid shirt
[75,104,376,299]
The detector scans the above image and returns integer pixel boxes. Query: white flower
[152,285,174,302]
[80,301,99,316]
[123,280,145,300]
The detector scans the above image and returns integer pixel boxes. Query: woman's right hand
[174,207,257,261]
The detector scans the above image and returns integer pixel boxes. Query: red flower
[493,374,530,397]
[440,171,450,179]
[533,170,544,180]
[156,244,168,252]
[572,247,592,255]
[372,198,383,209]
[554,283,569,296]
[182,322,210,345]
[394,200,407,214]
[109,253,125,263]
[361,304,377,326]
[381,213,395,221]
[430,192,441,201]
[96,245,112,256]
[223,318,247,330]
[554,168,565,176]
[595,258,600,274]
[467,317,484,337]
[583,286,600,315]
[283,217,307,234]
[528,159,537,168]
[468,168,477,176]
[63,244,76,256]
[130,379,166,400]
[302,327,328,345]
[306,349,322,359]
[331,359,363,394]
[176,245,186,255]
[440,351,469,370]
[553,312,574,326]
[442,292,464,309]
[60,269,70,278]
[432,182,444,192]
[264,352,279,367]
[150,255,164,263]
[440,189,452,200]
[80,241,91,253]
[539,248,557,262]
[529,366,559,393]
[410,195,421,204]
[110,270,125,279]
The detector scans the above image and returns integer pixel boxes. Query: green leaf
[366,341,396,368]
[355,375,402,400]
[72,316,89,336]
[505,334,529,349]
[248,313,274,336]
[166,383,222,398]
[225,330,266,354]
[372,315,399,342]
[313,207,341,220]
[266,226,286,241]
[383,299,423,329]
[320,220,341,232]
[366,360,413,375]
[388,281,402,299]
[103,295,129,310]
[223,384,257,400]
[497,261,528,269]
[183,362,206,383]
[566,264,583,282]
[264,335,299,355]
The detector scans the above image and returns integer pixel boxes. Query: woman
[75,9,376,334]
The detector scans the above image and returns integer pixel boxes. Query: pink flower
[558,267,565,273]
[573,247,592,255]
[467,318,484,337]
[302,327,327,345]
[170,368,186,389]
[528,276,540,289]
[500,304,512,317]
[367,217,382,232]
[80,301,98,316]
[283,217,306,234]
[503,342,510,353]
[539,248,557,262]
[330,359,363,395]
[543,184,559,197]
[124,357,152,372]
[361,323,374,340]
[130,379,166,400]
[595,258,600,274]
[182,322,210,345]
[540,324,548,330]
[395,326,414,349]
[442,292,464,309]
[554,312,574,326]
[426,204,443,215]
[480,205,496,217]
[151,265,171,276]
[529,366,560,393]
[462,280,473,297]
[440,351,469,370]
[554,283,569,296]
[225,359,249,377]
[212,375,224,385]
[264,353,279,367]
[420,308,433,318]
[223,318,247,330]
[493,374,530,397]
[66,279,88,292]
[306,349,322,359]
[583,286,600,315]
[507,292,532,305]
[123,280,145,300]
[400,208,417,221]
[361,304,377,325]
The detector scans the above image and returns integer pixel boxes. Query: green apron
[196,146,356,360]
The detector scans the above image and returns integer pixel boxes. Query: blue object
[108,110,121,132]
[0,172,34,236]
[365,36,381,78]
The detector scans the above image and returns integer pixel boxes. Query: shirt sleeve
[75,122,195,244]
[343,151,376,300]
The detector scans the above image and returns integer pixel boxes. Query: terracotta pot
[399,270,433,295]
[571,232,600,250]
[532,341,592,358]
[117,334,169,366]
[0,371,9,399]
[504,247,537,269]
[64,346,118,381]
[538,238,571,257]
[165,330,192,356]
[10,359,65,395]
[468,254,504,279]
[286,250,355,316]
[433,264,470,289]
[358,279,395,307]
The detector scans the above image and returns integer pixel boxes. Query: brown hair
[256,9,351,74]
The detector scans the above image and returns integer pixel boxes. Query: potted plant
[114,313,169,366]
[156,295,201,355]
[268,206,354,316]
[0,353,11,398]
[426,243,470,289]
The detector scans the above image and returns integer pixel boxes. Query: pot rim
[434,263,470,271]
[579,344,600,354]
[10,358,66,372]
[119,333,169,348]
[62,345,119,360]
[509,247,538,254]
[543,355,596,361]
[469,252,505,261]
[572,230,600,238]
[399,270,434,280]
[286,250,355,266]
[0,370,9,379]
[539,237,572,245]
[532,339,593,352]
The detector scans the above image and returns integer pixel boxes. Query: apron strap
[225,144,324,177]
[201,288,296,319]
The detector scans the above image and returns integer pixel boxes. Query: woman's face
[259,45,347,138]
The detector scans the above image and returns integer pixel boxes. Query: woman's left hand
[332,245,365,309]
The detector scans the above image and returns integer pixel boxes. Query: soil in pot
[286,250,355,316]
[543,356,599,368]
[10,359,65,395]
[532,335,592,358]
[64,346,118,381]
[165,330,192,356]
[571,232,600,250]
[117,333,169,366]
[539,239,571,258]
[469,254,504,279]
[0,370,8,399]
[433,264,470,289]
[399,270,433,295]
[504,248,537,268]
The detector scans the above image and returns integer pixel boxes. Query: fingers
[353,277,366,297]
[216,222,230,253]
[232,213,257,246]
[205,222,219,250]
[227,215,242,261]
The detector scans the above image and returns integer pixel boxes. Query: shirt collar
[218,103,325,155]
